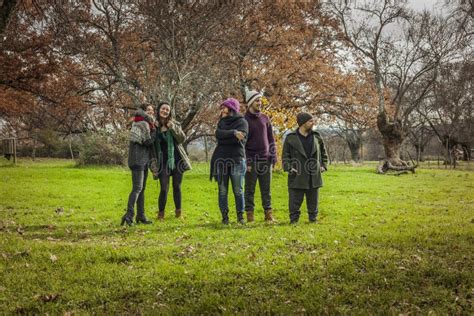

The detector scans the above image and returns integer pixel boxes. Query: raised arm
[169,121,186,144]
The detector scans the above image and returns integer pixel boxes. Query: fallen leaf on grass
[177,245,195,257]
[49,254,58,262]
[175,233,191,243]
[35,293,60,302]
[412,255,422,262]
[14,251,29,257]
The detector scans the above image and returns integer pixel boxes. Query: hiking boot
[175,209,182,218]
[246,210,254,223]
[157,211,165,221]
[264,209,274,222]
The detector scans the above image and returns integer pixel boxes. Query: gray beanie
[245,86,263,107]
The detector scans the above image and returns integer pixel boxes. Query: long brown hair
[156,101,173,127]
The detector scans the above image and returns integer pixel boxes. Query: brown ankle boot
[246,211,254,223]
[157,211,164,221]
[264,209,274,222]
[175,209,182,218]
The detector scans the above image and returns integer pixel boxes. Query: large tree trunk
[377,112,407,166]
[376,112,417,174]
[347,140,361,162]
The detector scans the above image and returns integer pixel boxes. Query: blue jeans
[217,159,246,217]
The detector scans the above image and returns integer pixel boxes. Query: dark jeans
[126,168,149,219]
[288,187,320,222]
[245,159,272,212]
[158,167,183,212]
[217,159,246,218]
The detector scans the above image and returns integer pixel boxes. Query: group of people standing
[121,88,328,226]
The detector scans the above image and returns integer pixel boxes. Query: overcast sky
[408,0,445,12]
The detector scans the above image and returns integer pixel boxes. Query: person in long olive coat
[153,101,192,220]
[282,112,328,224]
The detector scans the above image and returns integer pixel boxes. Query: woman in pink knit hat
[209,98,249,225]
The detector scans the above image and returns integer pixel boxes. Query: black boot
[121,210,134,226]
[136,217,153,224]
[237,212,245,225]
[136,209,152,224]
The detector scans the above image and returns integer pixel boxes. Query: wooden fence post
[2,138,17,165]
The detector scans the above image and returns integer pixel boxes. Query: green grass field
[1,158,473,314]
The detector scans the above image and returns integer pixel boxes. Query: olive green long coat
[282,129,328,189]
[153,120,192,172]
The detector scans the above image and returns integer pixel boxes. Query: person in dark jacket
[154,101,192,220]
[122,104,156,226]
[210,98,249,224]
[282,112,328,224]
[243,87,277,223]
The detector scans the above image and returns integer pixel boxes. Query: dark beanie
[297,112,313,127]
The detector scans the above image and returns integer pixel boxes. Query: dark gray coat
[282,129,328,189]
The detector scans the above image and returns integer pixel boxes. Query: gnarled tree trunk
[347,141,361,162]
[376,113,417,174]
[377,112,407,165]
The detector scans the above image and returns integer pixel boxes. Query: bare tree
[416,59,473,165]
[329,0,467,173]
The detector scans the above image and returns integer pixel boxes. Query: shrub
[77,131,128,166]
